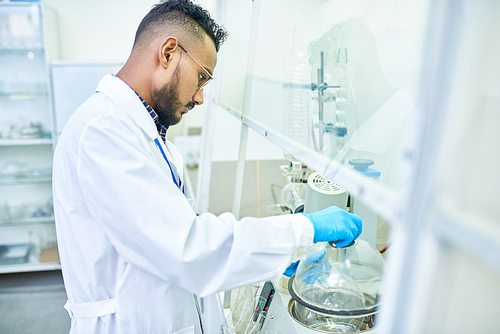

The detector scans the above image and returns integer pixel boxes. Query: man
[52,1,362,333]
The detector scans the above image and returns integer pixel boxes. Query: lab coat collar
[96,74,159,141]
[95,74,184,180]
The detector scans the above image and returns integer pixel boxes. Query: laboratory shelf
[0,91,49,98]
[0,261,60,274]
[0,138,53,146]
[0,1,59,275]
[0,47,44,53]
[0,176,52,186]
[0,217,55,227]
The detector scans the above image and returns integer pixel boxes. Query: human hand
[300,249,329,284]
[283,248,327,278]
[300,206,362,247]
[284,261,299,277]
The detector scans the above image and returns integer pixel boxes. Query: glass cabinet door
[0,2,59,273]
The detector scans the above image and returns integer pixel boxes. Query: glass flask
[282,161,307,213]
[288,239,384,333]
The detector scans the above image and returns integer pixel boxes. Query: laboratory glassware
[288,239,384,332]
[282,161,307,213]
[283,14,311,161]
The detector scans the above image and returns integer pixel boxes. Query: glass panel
[225,0,431,191]
[0,93,51,139]
[0,3,43,49]
[217,1,254,114]
[0,50,48,94]
[424,246,500,334]
[208,158,290,219]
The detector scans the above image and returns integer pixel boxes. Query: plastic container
[0,243,32,265]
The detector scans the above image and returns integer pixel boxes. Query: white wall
[42,0,212,139]
[43,0,154,62]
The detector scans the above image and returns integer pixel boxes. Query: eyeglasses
[178,43,213,91]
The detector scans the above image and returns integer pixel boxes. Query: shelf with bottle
[0,218,59,274]
[0,260,60,274]
[0,225,60,273]
[0,83,49,97]
[0,199,54,227]
[0,48,50,94]
[0,121,53,146]
[0,161,52,184]
[0,175,51,186]
[0,91,48,98]
[0,118,53,146]
[0,47,44,53]
[0,216,54,227]
[0,78,49,96]
[0,241,60,274]
[0,261,60,274]
[0,138,53,146]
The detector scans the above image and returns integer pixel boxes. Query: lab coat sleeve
[76,111,314,297]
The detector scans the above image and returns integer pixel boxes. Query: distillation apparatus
[283,15,311,163]
[282,21,363,166]
[313,26,361,159]
[281,22,368,214]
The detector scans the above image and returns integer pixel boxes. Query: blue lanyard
[154,138,184,193]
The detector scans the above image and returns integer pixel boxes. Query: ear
[159,37,179,69]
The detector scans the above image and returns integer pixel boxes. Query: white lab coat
[52,74,314,334]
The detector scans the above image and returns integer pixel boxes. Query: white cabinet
[0,2,59,273]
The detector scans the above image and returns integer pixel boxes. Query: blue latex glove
[284,261,299,277]
[301,249,329,284]
[300,206,362,247]
[283,249,327,278]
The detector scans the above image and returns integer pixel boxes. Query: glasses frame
[178,43,214,91]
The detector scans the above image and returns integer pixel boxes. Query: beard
[153,64,184,127]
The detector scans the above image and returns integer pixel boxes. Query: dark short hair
[134,0,228,52]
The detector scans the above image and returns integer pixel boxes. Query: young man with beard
[52,1,362,333]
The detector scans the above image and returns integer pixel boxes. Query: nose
[193,88,204,105]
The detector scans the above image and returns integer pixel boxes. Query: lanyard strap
[154,138,183,192]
